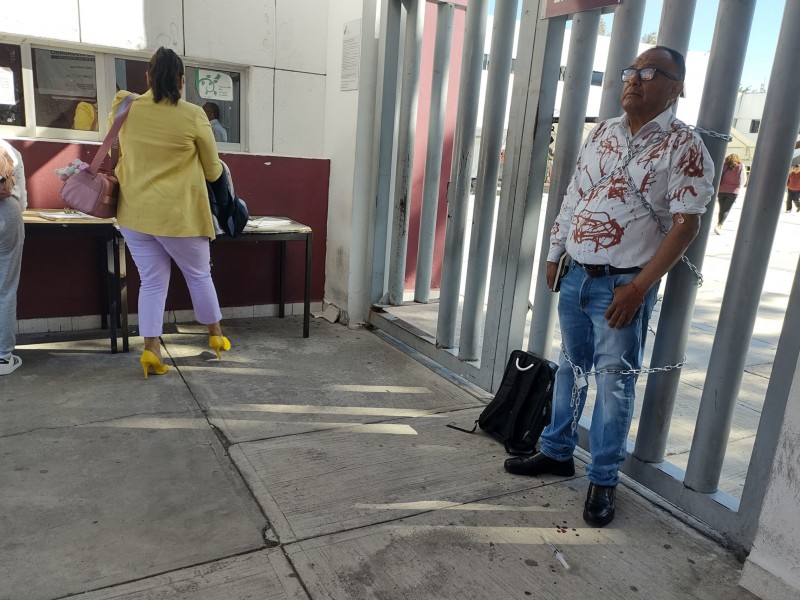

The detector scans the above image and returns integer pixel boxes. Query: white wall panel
[275,0,328,74]
[740,350,800,599]
[321,0,368,316]
[248,67,275,155]
[3,0,80,42]
[273,70,325,156]
[184,0,275,67]
[79,0,184,53]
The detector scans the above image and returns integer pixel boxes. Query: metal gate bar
[386,0,425,305]
[415,3,455,303]
[685,0,800,494]
[436,0,489,349]
[528,8,601,358]
[457,0,520,361]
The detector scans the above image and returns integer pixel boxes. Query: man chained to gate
[504,47,715,527]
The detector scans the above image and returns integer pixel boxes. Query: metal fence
[367,0,800,551]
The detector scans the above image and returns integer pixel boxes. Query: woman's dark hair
[652,45,686,81]
[148,47,184,105]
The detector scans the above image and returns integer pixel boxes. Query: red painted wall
[404,2,467,290]
[11,139,329,320]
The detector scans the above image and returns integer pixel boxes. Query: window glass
[185,66,241,144]
[114,57,150,94]
[0,43,25,126]
[750,119,760,134]
[32,48,98,130]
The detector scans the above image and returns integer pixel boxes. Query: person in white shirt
[504,47,715,527]
[202,102,228,143]
[0,138,26,375]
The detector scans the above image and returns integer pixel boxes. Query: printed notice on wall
[341,19,361,91]
[0,68,15,105]
[196,69,234,102]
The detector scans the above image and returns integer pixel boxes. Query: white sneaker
[0,354,22,375]
[713,226,721,235]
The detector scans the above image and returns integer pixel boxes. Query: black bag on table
[207,162,250,238]
[448,350,557,455]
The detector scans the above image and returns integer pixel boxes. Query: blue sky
[487,0,787,89]
[633,0,786,89]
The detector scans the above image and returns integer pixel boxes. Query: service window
[32,48,98,131]
[114,57,150,95]
[184,65,241,145]
[0,43,25,127]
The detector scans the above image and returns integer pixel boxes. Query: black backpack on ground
[448,350,557,455]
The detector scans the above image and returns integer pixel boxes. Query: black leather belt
[574,261,640,277]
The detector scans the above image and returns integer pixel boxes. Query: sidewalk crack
[0,409,197,439]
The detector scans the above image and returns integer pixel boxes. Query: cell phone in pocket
[553,253,571,292]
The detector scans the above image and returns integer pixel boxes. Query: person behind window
[0,137,26,376]
[110,47,231,379]
[73,100,99,131]
[202,102,227,143]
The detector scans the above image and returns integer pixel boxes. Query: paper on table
[245,217,293,228]
[37,211,101,220]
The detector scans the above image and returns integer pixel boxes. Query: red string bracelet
[630,281,645,303]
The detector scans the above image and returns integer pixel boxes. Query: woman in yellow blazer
[111,47,231,379]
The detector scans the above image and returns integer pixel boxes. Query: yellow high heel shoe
[140,350,169,380]
[209,335,231,359]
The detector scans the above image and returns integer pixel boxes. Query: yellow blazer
[110,90,223,239]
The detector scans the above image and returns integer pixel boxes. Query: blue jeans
[539,264,659,486]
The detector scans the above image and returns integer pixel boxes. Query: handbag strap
[87,94,138,175]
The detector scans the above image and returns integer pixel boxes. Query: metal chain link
[690,125,733,142]
[558,123,721,435]
[619,131,705,287]
[561,343,686,434]
[572,123,726,288]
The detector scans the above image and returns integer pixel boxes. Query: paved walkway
[3,315,757,599]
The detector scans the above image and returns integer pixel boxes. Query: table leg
[106,236,118,353]
[279,240,286,318]
[117,235,129,353]
[304,232,312,338]
[98,237,109,330]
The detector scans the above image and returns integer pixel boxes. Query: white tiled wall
[248,67,275,155]
[184,0,276,67]
[273,70,326,156]
[2,0,332,159]
[79,0,184,53]
[275,0,329,74]
[4,0,80,42]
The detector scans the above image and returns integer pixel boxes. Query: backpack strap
[446,420,478,434]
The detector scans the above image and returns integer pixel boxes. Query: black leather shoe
[504,452,575,477]
[583,483,616,527]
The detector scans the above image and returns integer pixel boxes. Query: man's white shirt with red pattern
[548,107,714,268]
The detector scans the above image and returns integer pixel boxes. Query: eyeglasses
[621,67,680,82]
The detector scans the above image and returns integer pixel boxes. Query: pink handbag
[60,94,137,218]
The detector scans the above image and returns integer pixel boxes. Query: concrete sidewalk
[2,316,756,599]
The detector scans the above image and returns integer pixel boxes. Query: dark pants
[717,193,737,225]
[786,189,800,211]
